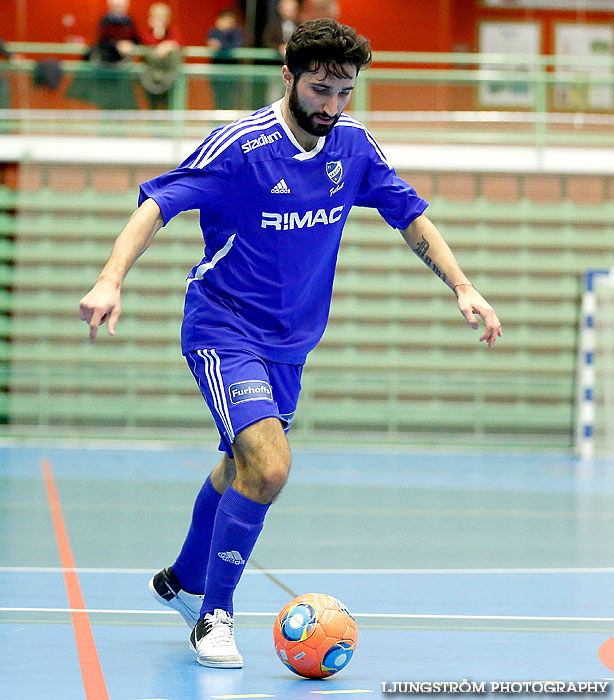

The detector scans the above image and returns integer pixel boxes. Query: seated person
[69,0,139,108]
[95,0,140,64]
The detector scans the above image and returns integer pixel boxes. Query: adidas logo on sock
[271,178,291,194]
[218,550,246,565]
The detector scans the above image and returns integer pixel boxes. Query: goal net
[576,269,614,459]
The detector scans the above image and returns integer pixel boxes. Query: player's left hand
[455,285,502,348]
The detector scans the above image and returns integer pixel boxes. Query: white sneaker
[148,566,203,628]
[190,609,243,668]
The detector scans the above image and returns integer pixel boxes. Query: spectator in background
[207,9,243,110]
[68,0,140,109]
[140,2,182,109]
[95,0,140,64]
[262,0,301,60]
[261,0,301,103]
[300,0,339,20]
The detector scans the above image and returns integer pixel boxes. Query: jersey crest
[326,160,343,185]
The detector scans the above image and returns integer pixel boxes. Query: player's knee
[232,417,291,501]
[260,459,290,498]
[236,452,291,503]
[252,455,290,502]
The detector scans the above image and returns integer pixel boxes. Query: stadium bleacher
[1,158,612,447]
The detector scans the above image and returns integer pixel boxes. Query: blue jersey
[139,99,428,364]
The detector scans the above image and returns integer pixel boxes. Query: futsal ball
[273,592,357,679]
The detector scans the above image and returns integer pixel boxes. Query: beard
[288,81,341,137]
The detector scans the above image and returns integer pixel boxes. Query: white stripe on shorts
[196,350,226,436]
[198,349,235,442]
[208,349,234,442]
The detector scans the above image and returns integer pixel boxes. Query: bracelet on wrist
[453,283,474,291]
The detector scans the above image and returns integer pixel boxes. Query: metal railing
[2,43,614,149]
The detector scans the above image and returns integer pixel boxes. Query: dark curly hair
[285,18,372,80]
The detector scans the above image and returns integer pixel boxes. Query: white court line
[2,607,614,622]
[2,566,614,575]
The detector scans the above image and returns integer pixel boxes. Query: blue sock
[201,486,270,617]
[172,473,222,594]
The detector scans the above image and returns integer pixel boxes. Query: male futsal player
[79,19,502,668]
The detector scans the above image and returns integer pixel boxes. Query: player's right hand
[79,283,122,344]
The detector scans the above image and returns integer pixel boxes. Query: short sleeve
[138,142,233,225]
[355,140,428,230]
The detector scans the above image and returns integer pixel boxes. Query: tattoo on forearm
[413,236,447,282]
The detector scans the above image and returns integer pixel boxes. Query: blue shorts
[186,348,303,457]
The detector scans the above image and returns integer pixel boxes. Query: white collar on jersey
[272,98,326,161]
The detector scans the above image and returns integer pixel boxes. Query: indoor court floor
[1,443,614,699]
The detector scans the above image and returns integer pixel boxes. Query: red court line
[41,458,110,700]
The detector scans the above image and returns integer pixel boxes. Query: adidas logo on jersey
[271,179,291,194]
[218,550,246,565]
